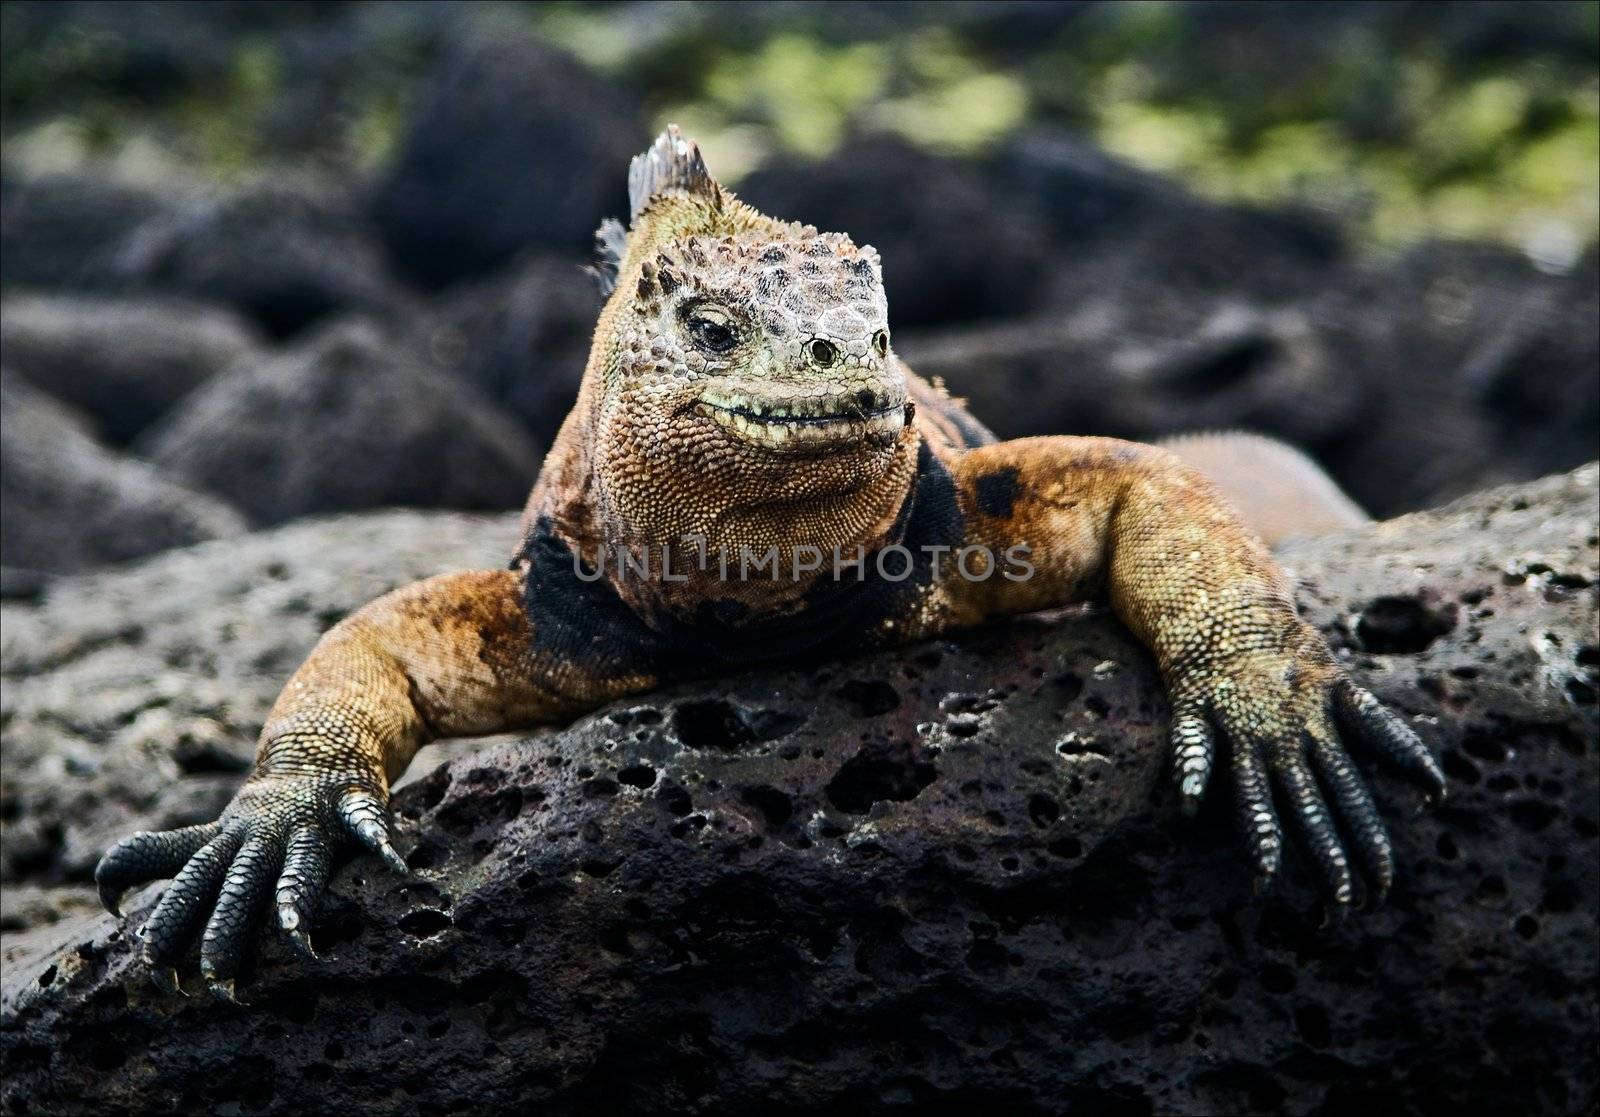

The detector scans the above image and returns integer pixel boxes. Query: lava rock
[1312,241,1600,513]
[899,300,1366,455]
[135,318,542,525]
[0,172,177,292]
[0,508,515,887]
[370,34,645,286]
[0,293,262,444]
[116,177,418,338]
[896,238,1598,519]
[994,127,1346,310]
[415,253,602,446]
[0,371,248,580]
[1,465,1595,1114]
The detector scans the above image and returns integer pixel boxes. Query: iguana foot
[1168,640,1444,913]
[94,773,405,997]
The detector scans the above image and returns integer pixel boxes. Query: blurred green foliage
[3,1,1595,261]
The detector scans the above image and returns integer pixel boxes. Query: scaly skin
[97,128,1444,999]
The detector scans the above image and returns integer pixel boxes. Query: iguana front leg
[94,569,647,999]
[932,436,1445,907]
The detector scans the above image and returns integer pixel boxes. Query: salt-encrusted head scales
[572,126,918,556]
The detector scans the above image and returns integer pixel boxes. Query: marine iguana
[96,127,1443,1000]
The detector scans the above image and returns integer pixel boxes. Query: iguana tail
[1160,431,1368,548]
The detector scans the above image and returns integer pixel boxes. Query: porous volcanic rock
[1,466,1596,1115]
[0,372,248,582]
[114,177,419,338]
[0,293,262,444]
[0,172,177,293]
[135,318,541,525]
[369,33,644,286]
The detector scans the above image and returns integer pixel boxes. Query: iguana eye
[808,339,839,367]
[688,315,739,354]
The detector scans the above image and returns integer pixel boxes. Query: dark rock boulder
[0,509,516,887]
[0,371,247,581]
[993,128,1347,310]
[0,171,417,339]
[414,253,601,446]
[1,465,1595,1114]
[0,172,176,293]
[370,34,644,287]
[116,177,419,338]
[897,238,1598,519]
[0,293,262,444]
[135,318,541,526]
[899,300,1367,457]
[1313,242,1600,513]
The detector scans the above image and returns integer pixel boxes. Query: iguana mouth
[695,386,908,452]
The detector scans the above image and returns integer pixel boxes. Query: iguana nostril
[857,389,877,412]
[809,339,838,367]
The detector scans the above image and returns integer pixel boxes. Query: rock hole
[945,712,982,738]
[310,911,364,953]
[1509,799,1558,833]
[825,741,937,814]
[837,679,901,716]
[37,965,55,988]
[1440,749,1480,785]
[617,764,656,789]
[172,740,251,776]
[609,706,664,727]
[580,858,621,878]
[1355,594,1458,654]
[1027,794,1060,827]
[672,699,804,749]
[740,785,794,827]
[405,841,448,871]
[415,769,451,811]
[1052,672,1084,702]
[1513,914,1539,940]
[398,909,453,938]
[1294,1004,1331,1047]
[582,778,619,799]
[1462,736,1507,763]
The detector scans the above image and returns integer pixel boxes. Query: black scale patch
[516,439,966,678]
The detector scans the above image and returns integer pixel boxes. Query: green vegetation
[3,1,1594,258]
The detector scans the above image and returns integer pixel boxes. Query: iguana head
[576,127,918,548]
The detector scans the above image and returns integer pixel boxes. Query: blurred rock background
[1,0,1596,586]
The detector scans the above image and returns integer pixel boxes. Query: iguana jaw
[694,385,909,454]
